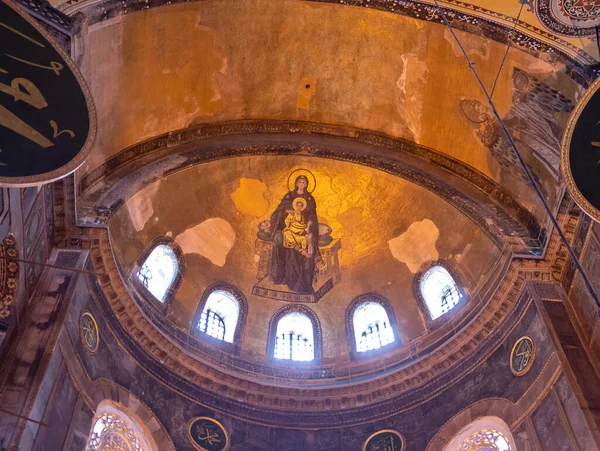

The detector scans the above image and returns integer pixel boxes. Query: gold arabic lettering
[195,424,222,445]
[0,77,47,109]
[6,55,63,76]
[50,120,75,139]
[0,21,45,48]
[0,104,53,148]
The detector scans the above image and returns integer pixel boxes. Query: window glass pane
[274,312,314,361]
[420,266,461,320]
[459,429,511,451]
[137,244,178,302]
[86,413,142,451]
[198,290,240,343]
[353,302,395,352]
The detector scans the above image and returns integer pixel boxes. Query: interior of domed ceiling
[109,155,502,360]
[72,0,591,235]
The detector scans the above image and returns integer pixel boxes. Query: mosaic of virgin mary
[269,171,321,293]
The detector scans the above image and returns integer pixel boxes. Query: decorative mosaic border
[0,235,19,320]
[535,0,600,37]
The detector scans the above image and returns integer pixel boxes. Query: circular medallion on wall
[80,312,99,354]
[510,336,535,376]
[363,430,405,451]
[188,417,229,451]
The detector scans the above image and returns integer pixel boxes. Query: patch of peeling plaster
[396,53,427,142]
[443,28,489,59]
[231,178,270,217]
[126,181,161,231]
[297,77,316,117]
[388,219,439,273]
[175,218,235,267]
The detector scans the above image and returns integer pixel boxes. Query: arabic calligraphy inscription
[188,417,228,451]
[80,312,99,353]
[510,336,535,376]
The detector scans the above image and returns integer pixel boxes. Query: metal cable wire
[432,0,600,310]
[490,3,524,99]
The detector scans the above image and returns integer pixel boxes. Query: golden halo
[292,197,307,211]
[287,169,316,193]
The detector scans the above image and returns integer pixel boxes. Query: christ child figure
[282,197,313,258]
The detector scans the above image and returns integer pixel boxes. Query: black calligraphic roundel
[363,430,405,451]
[562,77,600,222]
[188,417,229,451]
[0,1,95,185]
[510,336,535,376]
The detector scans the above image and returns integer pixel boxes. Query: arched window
[267,305,321,363]
[197,290,239,343]
[458,430,511,450]
[441,416,516,451]
[346,294,399,358]
[136,244,178,302]
[87,412,142,450]
[353,302,395,353]
[192,283,248,353]
[274,312,315,361]
[419,265,462,320]
[85,400,158,451]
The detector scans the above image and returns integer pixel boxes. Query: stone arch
[426,398,519,451]
[83,379,176,451]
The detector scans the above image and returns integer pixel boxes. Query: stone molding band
[78,120,544,256]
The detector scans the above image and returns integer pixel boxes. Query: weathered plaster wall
[75,0,582,216]
[108,155,501,361]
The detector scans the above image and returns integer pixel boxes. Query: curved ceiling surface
[75,0,584,221]
[109,154,501,362]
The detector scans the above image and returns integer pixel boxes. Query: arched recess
[80,380,175,450]
[130,236,185,313]
[85,399,159,451]
[426,398,519,451]
[413,259,468,330]
[345,293,400,360]
[267,304,322,364]
[191,282,248,354]
[441,417,517,451]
